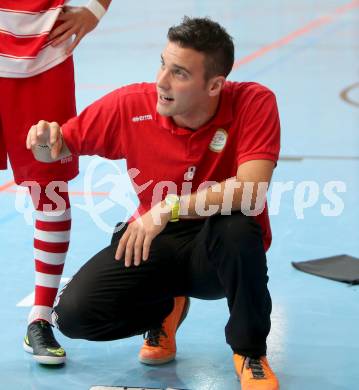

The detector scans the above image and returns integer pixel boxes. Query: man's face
[156,41,211,124]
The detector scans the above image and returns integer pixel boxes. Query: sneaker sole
[138,297,191,366]
[139,354,176,365]
[23,341,66,365]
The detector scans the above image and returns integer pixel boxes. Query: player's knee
[211,212,261,247]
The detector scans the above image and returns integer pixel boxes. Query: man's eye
[174,69,185,77]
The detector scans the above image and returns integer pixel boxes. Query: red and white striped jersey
[0,0,71,78]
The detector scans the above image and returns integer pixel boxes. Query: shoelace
[143,327,168,347]
[244,357,266,379]
[29,320,58,347]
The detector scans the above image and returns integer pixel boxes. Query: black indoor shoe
[23,320,66,365]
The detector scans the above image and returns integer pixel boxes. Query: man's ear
[208,76,226,97]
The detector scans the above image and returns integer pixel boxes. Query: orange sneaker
[233,354,279,390]
[138,296,190,365]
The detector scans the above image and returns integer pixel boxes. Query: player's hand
[115,202,172,267]
[26,120,63,160]
[49,6,99,55]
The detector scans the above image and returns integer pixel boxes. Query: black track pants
[53,212,272,357]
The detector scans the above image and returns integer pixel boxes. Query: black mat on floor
[292,254,359,285]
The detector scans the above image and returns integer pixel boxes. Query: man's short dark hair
[167,16,234,80]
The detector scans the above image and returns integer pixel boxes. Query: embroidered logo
[61,156,73,164]
[209,129,228,153]
[132,114,153,122]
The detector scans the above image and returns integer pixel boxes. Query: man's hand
[26,120,63,160]
[49,6,99,55]
[115,202,172,267]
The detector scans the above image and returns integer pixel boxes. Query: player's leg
[53,223,180,341]
[138,220,207,365]
[22,182,71,364]
[197,212,278,390]
[1,57,78,364]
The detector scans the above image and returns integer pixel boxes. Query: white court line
[90,387,186,390]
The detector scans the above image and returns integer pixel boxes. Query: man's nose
[156,68,170,90]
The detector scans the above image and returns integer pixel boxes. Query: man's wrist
[85,0,107,20]
[164,194,180,222]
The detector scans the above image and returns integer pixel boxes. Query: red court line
[77,1,359,89]
[78,83,117,90]
[0,181,109,197]
[67,190,109,196]
[2,187,110,197]
[0,180,15,192]
[232,0,359,70]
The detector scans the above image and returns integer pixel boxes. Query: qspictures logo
[14,158,347,232]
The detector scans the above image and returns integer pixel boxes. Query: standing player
[0,0,111,364]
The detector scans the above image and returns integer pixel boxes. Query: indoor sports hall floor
[1,1,358,389]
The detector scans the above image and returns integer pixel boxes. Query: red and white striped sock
[28,183,71,325]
